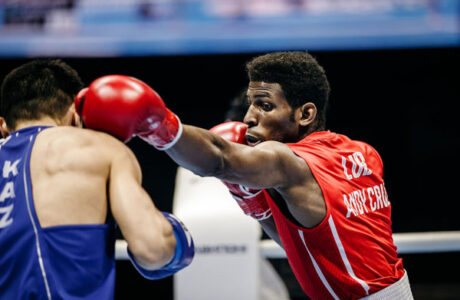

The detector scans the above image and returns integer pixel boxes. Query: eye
[261,102,273,111]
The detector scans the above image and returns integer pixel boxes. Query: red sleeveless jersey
[264,131,404,300]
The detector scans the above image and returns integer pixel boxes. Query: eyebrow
[252,92,271,97]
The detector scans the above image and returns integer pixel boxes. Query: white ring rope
[260,231,460,259]
[115,231,460,260]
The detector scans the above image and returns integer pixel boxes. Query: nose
[243,105,257,128]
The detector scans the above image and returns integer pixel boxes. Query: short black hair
[0,59,83,129]
[246,51,330,130]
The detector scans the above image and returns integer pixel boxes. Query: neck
[299,123,323,140]
[13,117,60,132]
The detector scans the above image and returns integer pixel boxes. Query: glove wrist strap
[140,113,183,150]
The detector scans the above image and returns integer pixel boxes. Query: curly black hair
[1,59,83,129]
[246,51,330,130]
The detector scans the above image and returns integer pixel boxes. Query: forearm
[166,125,228,178]
[127,212,176,270]
[128,212,195,280]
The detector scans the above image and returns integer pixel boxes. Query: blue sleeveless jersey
[0,126,116,300]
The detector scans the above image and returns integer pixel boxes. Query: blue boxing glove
[128,212,194,280]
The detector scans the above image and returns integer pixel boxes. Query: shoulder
[41,126,124,149]
[252,140,301,164]
[256,141,311,185]
[255,140,293,153]
[36,127,132,164]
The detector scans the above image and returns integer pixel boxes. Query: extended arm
[167,124,302,189]
[76,75,320,231]
[75,75,305,190]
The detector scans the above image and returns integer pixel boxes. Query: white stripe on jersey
[24,134,52,300]
[328,215,370,295]
[298,230,340,300]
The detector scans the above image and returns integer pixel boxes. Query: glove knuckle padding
[76,75,143,141]
[209,121,248,144]
[75,75,172,144]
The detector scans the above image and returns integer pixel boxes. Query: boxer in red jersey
[78,51,412,299]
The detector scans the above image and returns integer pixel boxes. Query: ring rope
[115,231,460,260]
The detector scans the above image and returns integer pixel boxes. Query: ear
[0,117,10,138]
[298,102,317,127]
[71,103,82,128]
[72,111,82,128]
[63,103,81,127]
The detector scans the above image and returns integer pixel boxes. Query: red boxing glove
[224,184,273,221]
[210,122,272,221]
[75,75,181,149]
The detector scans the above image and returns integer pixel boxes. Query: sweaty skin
[22,123,176,270]
[31,127,111,226]
[165,82,327,244]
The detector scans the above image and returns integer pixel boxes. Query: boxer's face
[244,81,300,145]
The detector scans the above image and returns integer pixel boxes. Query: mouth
[245,134,263,147]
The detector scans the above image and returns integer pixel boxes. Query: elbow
[129,232,176,270]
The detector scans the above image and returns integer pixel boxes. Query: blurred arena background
[0,0,459,299]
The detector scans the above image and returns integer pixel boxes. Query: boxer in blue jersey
[0,60,194,300]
